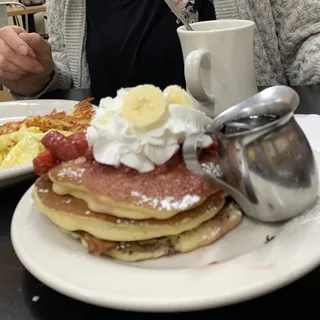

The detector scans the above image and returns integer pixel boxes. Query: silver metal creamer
[183,86,319,222]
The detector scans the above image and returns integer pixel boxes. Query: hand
[0,26,54,96]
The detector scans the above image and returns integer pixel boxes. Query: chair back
[0,2,28,30]
[0,5,8,28]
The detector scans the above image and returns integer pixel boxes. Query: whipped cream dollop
[86,88,213,172]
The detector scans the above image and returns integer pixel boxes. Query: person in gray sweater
[0,0,319,101]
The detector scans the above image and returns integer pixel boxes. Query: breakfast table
[1,86,320,319]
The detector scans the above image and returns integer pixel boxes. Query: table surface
[7,5,46,17]
[1,86,320,319]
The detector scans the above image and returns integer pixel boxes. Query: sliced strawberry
[209,137,218,152]
[53,140,80,161]
[41,131,64,150]
[67,133,88,154]
[84,147,94,161]
[42,131,79,162]
[33,150,58,175]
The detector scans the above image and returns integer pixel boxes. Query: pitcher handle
[182,133,207,177]
[182,134,244,198]
[183,133,224,184]
[185,49,215,107]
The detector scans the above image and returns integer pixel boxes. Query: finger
[0,69,22,82]
[0,54,29,76]
[0,26,33,57]
[0,39,44,74]
[19,33,51,57]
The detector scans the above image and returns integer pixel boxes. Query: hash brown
[0,98,94,136]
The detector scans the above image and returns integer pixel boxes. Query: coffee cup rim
[177,19,255,34]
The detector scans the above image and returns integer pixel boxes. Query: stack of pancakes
[32,154,243,262]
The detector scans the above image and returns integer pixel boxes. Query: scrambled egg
[0,126,71,169]
[0,98,94,170]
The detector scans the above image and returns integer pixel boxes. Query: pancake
[48,152,219,220]
[67,201,242,262]
[33,175,227,242]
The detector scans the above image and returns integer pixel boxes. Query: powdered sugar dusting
[131,191,200,211]
[38,188,49,194]
[116,242,131,250]
[202,226,221,240]
[227,204,243,221]
[229,210,242,221]
[201,161,222,178]
[57,167,86,180]
[204,204,218,213]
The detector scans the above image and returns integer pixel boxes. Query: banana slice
[164,85,193,108]
[121,84,167,131]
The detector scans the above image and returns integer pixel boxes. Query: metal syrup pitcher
[183,86,319,222]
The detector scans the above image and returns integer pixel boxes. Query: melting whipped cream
[86,88,213,172]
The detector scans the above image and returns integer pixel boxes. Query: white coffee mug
[177,20,258,117]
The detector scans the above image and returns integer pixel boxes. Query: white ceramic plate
[10,115,320,312]
[0,100,85,188]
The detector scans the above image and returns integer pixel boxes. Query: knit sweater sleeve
[271,0,320,85]
[11,0,72,100]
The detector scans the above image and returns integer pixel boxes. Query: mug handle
[185,49,215,107]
